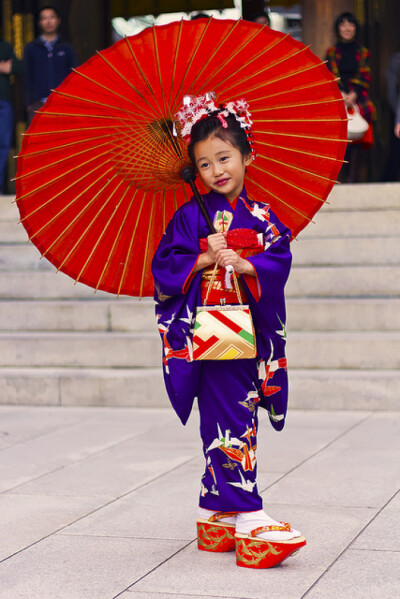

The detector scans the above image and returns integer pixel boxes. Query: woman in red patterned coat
[325,12,376,182]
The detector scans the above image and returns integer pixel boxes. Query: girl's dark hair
[334,12,359,40]
[188,112,251,165]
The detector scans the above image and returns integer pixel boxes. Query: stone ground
[0,404,399,599]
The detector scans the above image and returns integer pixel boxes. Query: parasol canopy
[15,18,347,298]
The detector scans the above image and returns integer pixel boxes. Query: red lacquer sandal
[197,511,237,552]
[235,522,306,568]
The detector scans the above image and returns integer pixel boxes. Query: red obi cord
[199,228,263,305]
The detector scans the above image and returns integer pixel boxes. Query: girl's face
[338,19,356,42]
[193,135,252,202]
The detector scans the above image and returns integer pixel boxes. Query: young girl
[152,94,306,568]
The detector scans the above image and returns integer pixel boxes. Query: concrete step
[0,298,399,332]
[291,236,399,266]
[0,195,19,220]
[0,366,398,411]
[0,299,156,332]
[324,183,400,211]
[285,331,400,369]
[0,221,28,243]
[0,244,51,271]
[286,298,400,332]
[1,187,399,413]
[0,367,167,408]
[2,209,400,244]
[1,235,398,271]
[1,265,400,299]
[0,331,399,370]
[286,265,400,297]
[2,187,400,246]
[3,183,400,216]
[0,271,111,299]
[300,210,400,239]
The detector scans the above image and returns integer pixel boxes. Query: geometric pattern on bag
[193,260,257,361]
[193,304,257,360]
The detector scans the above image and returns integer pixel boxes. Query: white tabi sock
[197,507,237,525]
[236,509,301,541]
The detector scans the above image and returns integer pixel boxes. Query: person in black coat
[23,5,78,126]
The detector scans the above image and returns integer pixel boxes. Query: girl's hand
[343,91,357,107]
[193,233,228,273]
[215,248,255,276]
[206,232,227,262]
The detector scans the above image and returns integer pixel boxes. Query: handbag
[346,104,369,141]
[192,264,257,361]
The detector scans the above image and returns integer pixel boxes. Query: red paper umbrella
[15,18,347,298]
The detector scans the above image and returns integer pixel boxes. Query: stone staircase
[0,184,399,410]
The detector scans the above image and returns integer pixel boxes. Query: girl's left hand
[215,248,255,276]
[343,91,357,107]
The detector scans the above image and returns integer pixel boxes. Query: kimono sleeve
[151,200,203,426]
[241,216,292,432]
[152,201,201,299]
[245,231,292,303]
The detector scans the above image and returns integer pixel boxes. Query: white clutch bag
[346,104,369,140]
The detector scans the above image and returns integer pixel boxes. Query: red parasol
[15,18,347,298]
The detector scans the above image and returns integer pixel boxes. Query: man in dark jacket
[23,5,78,125]
[0,39,21,192]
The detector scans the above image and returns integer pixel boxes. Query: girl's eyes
[199,155,229,169]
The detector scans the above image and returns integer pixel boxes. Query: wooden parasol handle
[180,166,216,234]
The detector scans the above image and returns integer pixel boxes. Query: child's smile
[194,135,252,202]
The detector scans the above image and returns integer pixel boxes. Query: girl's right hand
[206,233,227,262]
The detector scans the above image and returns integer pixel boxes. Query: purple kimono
[152,187,292,512]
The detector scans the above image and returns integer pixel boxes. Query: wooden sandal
[197,511,237,552]
[235,522,306,568]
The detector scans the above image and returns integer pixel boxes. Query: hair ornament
[216,113,228,129]
[175,92,256,160]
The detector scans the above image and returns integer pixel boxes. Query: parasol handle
[180,166,216,234]
[181,167,233,287]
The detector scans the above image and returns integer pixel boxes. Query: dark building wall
[69,0,109,63]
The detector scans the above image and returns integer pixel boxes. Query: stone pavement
[0,405,399,599]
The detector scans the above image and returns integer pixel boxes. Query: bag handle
[203,263,243,307]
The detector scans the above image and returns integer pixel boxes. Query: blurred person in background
[382,46,400,181]
[23,5,78,126]
[191,13,211,20]
[249,10,271,27]
[0,38,21,193]
[325,12,376,182]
